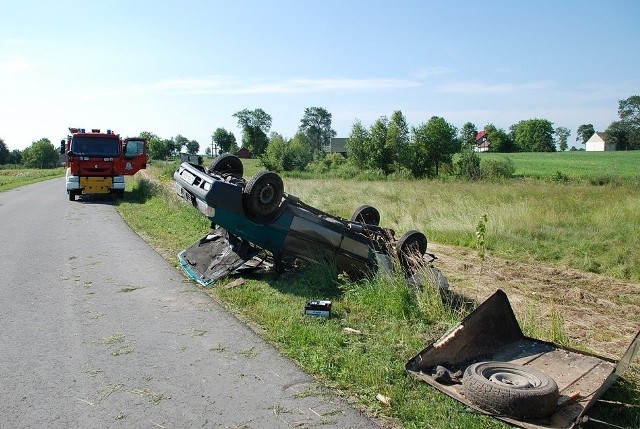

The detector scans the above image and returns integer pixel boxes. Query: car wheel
[396,230,427,276]
[462,361,559,420]
[351,205,380,226]
[208,154,244,176]
[68,190,76,201]
[243,171,284,219]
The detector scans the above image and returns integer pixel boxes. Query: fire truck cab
[61,127,147,201]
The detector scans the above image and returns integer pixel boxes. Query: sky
[1,0,639,152]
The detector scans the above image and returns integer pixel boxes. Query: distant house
[324,138,347,154]
[585,132,615,151]
[237,147,253,159]
[474,130,490,152]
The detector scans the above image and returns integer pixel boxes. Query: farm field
[479,150,640,180]
[0,167,64,192]
[113,159,638,429]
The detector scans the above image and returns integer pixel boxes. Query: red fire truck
[60,127,148,201]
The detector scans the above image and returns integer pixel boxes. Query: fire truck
[60,127,148,201]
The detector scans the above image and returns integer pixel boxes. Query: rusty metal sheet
[405,289,638,429]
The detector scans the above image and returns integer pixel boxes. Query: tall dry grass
[283,177,640,281]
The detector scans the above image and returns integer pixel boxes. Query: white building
[585,132,616,151]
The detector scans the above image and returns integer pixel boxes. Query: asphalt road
[0,178,378,429]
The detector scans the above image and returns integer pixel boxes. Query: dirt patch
[430,243,639,360]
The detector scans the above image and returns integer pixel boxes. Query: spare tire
[462,361,559,420]
[208,154,243,176]
[243,171,284,220]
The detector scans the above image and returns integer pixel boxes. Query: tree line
[2,96,638,173]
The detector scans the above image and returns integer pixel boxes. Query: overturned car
[173,154,440,286]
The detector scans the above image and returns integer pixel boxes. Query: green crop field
[0,167,64,192]
[479,150,640,181]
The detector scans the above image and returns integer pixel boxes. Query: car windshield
[71,137,120,157]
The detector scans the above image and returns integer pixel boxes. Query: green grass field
[0,167,64,192]
[479,150,640,181]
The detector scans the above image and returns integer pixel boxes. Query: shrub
[456,146,481,179]
[481,157,515,179]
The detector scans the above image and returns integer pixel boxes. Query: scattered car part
[174,154,444,286]
[304,300,332,318]
[462,361,559,420]
[405,289,639,429]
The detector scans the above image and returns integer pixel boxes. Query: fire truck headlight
[113,176,125,183]
[67,176,79,182]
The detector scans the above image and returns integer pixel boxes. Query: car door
[122,137,148,175]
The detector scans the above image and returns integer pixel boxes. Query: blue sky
[1,0,638,151]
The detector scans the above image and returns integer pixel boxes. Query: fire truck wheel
[68,190,76,201]
[351,205,380,226]
[462,361,559,419]
[208,154,244,176]
[243,171,284,220]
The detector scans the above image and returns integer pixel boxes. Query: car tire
[243,171,284,220]
[462,361,559,420]
[208,154,243,176]
[396,230,427,275]
[68,190,76,201]
[351,205,380,226]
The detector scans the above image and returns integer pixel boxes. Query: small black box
[304,300,332,318]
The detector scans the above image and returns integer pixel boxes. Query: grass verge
[0,167,64,192]
[114,162,638,428]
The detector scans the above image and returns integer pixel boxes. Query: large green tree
[186,140,200,154]
[485,124,514,152]
[9,149,22,164]
[299,107,336,151]
[140,131,170,160]
[283,132,315,171]
[233,108,272,156]
[212,128,237,154]
[386,110,410,172]
[618,95,640,123]
[576,124,595,145]
[366,116,391,174]
[0,138,9,164]
[409,116,457,177]
[22,138,59,168]
[605,120,631,150]
[260,132,315,172]
[345,120,370,169]
[459,122,478,148]
[261,132,287,171]
[513,119,555,152]
[173,135,189,154]
[607,95,640,150]
[555,126,571,151]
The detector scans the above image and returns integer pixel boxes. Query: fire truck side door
[123,138,148,175]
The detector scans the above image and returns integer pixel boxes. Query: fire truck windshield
[71,137,120,157]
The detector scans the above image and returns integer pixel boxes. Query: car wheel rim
[487,370,542,389]
[259,186,274,204]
